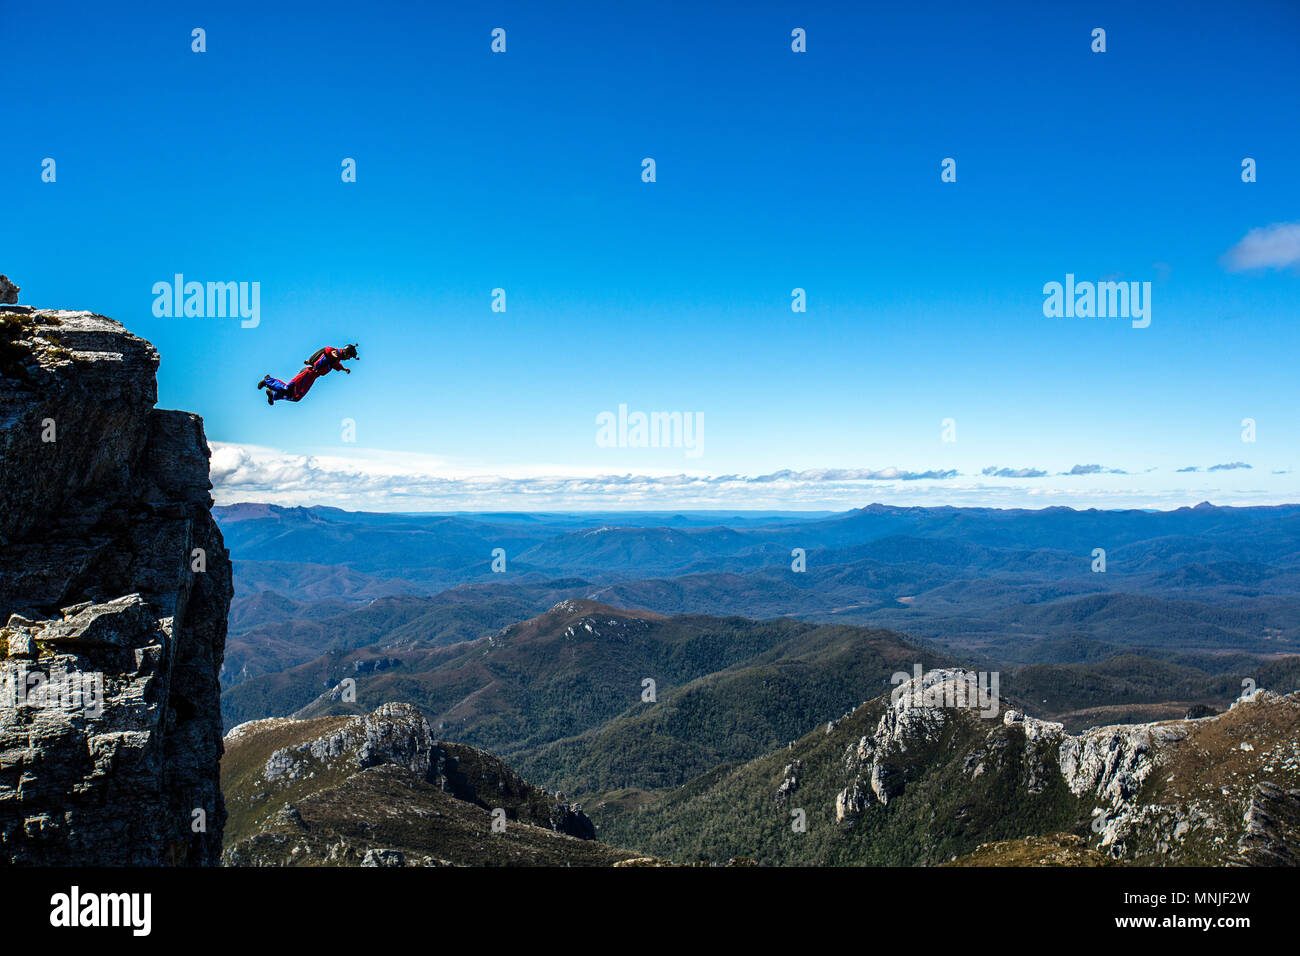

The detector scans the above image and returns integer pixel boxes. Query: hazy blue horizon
[212,499,1299,517]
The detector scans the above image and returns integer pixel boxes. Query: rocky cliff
[831,669,1300,865]
[0,295,232,865]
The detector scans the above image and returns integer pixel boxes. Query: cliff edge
[0,288,232,865]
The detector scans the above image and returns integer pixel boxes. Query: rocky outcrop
[834,669,1186,823]
[260,702,442,785]
[828,668,1300,866]
[775,759,802,803]
[837,669,993,816]
[225,702,599,865]
[1058,720,1186,804]
[0,299,231,865]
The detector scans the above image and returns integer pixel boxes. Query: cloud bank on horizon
[211,443,1295,512]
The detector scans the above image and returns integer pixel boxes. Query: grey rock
[34,594,160,648]
[835,779,870,823]
[1231,782,1300,866]
[265,701,438,783]
[356,701,437,777]
[776,759,802,803]
[549,803,596,840]
[277,803,305,828]
[1059,722,1187,804]
[361,848,406,867]
[0,309,231,866]
[828,672,1300,865]
[837,669,976,812]
[0,275,17,305]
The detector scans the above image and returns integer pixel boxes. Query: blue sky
[4,0,1298,510]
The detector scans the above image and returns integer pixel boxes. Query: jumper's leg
[287,368,318,401]
[261,376,292,404]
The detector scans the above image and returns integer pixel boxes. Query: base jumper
[258,344,358,405]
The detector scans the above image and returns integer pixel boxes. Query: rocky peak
[223,702,599,864]
[830,670,1300,865]
[0,299,231,865]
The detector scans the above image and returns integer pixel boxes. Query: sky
[3,0,1298,511]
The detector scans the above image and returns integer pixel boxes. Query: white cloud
[1222,221,1300,272]
[208,443,1294,511]
[210,443,967,509]
[1062,464,1127,476]
[982,466,1048,478]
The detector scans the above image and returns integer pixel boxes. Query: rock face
[0,275,17,305]
[837,671,965,813]
[831,669,1300,865]
[1057,720,1187,804]
[1231,781,1300,866]
[0,306,231,865]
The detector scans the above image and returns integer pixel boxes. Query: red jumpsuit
[287,347,348,400]
[262,347,349,403]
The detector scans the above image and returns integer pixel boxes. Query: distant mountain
[512,525,758,575]
[216,502,1300,582]
[585,571,831,619]
[231,560,433,602]
[821,503,1300,561]
[223,584,1300,796]
[222,591,546,689]
[217,506,551,582]
[288,600,823,757]
[222,577,628,692]
[216,502,1300,682]
[228,589,346,636]
[214,498,1300,856]
[227,601,959,794]
[511,621,954,794]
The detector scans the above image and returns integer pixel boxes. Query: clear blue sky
[4,0,1298,509]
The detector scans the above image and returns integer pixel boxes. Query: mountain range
[210,499,1300,866]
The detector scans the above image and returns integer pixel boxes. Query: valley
[213,501,1300,866]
